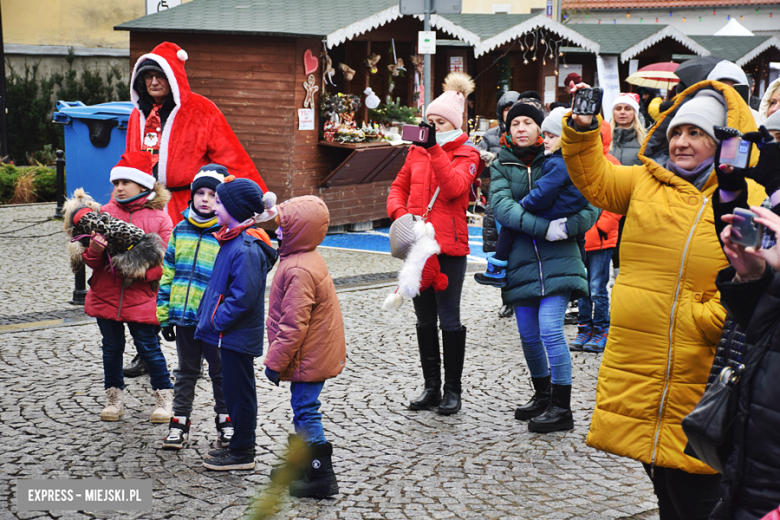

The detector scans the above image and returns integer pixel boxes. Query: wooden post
[363,40,371,123]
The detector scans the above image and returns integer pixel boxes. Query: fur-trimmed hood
[144,182,171,210]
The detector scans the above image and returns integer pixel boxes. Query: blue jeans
[290,382,326,446]
[514,294,572,385]
[578,248,613,329]
[96,318,173,391]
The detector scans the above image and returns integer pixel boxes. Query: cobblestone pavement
[0,204,659,519]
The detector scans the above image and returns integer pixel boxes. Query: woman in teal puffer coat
[490,94,599,433]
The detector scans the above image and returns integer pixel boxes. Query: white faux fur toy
[383,220,448,311]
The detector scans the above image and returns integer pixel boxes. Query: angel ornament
[365,53,381,74]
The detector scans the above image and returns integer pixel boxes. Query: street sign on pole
[419,31,436,54]
[399,0,462,15]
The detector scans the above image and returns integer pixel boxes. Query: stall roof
[562,0,777,8]
[691,35,780,66]
[430,13,600,57]
[115,0,416,48]
[566,24,710,62]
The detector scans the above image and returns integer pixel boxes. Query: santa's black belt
[167,184,191,192]
[142,148,160,154]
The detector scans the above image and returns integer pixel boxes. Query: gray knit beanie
[667,90,727,143]
[541,107,568,137]
[764,110,780,134]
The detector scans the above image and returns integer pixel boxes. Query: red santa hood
[130,41,191,109]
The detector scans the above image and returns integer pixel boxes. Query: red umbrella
[626,62,680,90]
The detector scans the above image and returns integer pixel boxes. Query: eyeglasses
[144,73,166,82]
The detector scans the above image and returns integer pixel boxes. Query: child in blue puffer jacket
[475,106,589,287]
[196,176,278,471]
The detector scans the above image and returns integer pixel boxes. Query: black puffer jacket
[710,265,780,520]
[482,202,497,253]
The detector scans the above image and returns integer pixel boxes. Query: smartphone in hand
[572,88,604,116]
[401,124,430,144]
[720,136,752,169]
[730,208,763,249]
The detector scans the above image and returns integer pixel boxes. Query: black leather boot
[437,327,466,416]
[528,384,574,433]
[514,375,551,420]
[123,353,148,378]
[288,442,339,499]
[409,326,442,410]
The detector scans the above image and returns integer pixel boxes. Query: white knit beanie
[609,93,640,124]
[541,107,569,137]
[667,90,727,143]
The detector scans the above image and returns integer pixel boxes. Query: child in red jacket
[81,152,174,423]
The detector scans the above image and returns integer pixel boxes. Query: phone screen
[720,137,751,169]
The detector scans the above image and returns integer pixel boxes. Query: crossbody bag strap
[422,187,441,221]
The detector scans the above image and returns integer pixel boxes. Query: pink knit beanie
[425,72,475,129]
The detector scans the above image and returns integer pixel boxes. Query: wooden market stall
[691,35,780,97]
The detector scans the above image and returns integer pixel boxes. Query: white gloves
[546,217,569,241]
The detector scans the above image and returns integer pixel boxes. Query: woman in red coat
[387,73,481,416]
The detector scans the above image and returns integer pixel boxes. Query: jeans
[220,348,257,453]
[96,318,173,391]
[514,294,572,385]
[642,463,721,520]
[412,254,467,331]
[172,326,227,417]
[578,248,613,329]
[290,382,326,446]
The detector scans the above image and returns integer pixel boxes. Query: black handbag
[682,364,743,473]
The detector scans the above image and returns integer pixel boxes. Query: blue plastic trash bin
[53,101,134,205]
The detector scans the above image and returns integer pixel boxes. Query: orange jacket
[265,196,346,382]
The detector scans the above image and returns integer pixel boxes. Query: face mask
[436,129,464,146]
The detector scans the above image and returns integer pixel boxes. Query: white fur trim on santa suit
[382,220,441,311]
[110,166,156,190]
[130,48,184,189]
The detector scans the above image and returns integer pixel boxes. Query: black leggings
[642,463,721,520]
[494,226,519,261]
[412,254,467,331]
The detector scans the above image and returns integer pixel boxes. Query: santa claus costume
[126,41,267,224]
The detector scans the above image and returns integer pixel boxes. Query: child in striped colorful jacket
[156,165,229,450]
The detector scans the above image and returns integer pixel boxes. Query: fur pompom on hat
[506,91,545,130]
[425,72,475,129]
[383,220,448,311]
[110,152,157,190]
[216,177,265,223]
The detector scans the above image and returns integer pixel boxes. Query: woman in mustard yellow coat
[561,81,766,519]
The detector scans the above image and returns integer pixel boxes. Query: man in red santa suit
[126,41,267,225]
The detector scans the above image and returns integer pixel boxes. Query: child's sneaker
[216,414,234,447]
[474,254,508,287]
[570,324,592,352]
[584,326,609,353]
[150,389,174,423]
[162,416,190,450]
[203,449,256,471]
[100,387,124,421]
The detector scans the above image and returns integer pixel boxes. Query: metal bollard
[52,150,65,219]
[71,264,87,306]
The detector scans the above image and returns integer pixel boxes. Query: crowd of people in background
[69,38,780,517]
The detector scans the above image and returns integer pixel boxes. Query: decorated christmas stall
[116,0,477,230]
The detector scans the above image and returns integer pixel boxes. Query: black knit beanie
[216,177,265,223]
[505,91,544,130]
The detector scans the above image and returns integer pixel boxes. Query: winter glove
[161,326,176,342]
[419,121,437,149]
[742,126,780,195]
[265,366,280,386]
[545,217,569,241]
[713,126,748,193]
[742,126,775,150]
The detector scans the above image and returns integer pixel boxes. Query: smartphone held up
[401,124,430,144]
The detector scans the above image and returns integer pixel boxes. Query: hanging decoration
[497,53,511,99]
[365,53,381,74]
[522,33,531,65]
[411,54,425,109]
[388,58,406,77]
[386,39,406,103]
[364,87,381,109]
[320,42,335,89]
[303,75,319,109]
[338,63,356,81]
[303,49,319,76]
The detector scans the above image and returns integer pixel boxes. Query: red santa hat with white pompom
[130,42,191,108]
